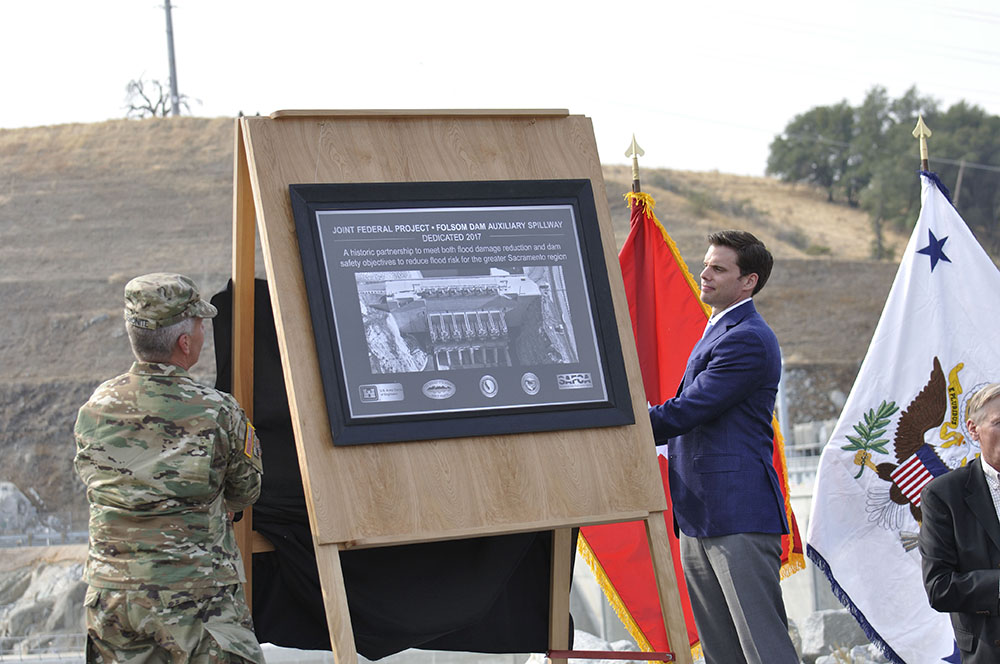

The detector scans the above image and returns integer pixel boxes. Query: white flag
[807,172,1000,664]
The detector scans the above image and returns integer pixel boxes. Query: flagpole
[912,114,932,172]
[626,134,644,193]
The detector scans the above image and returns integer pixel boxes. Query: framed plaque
[290,179,634,445]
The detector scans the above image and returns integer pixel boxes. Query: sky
[2,0,998,176]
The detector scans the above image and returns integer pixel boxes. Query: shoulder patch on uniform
[244,421,257,458]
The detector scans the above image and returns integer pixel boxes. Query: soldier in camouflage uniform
[74,273,264,663]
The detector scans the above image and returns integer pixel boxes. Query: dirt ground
[0,117,913,512]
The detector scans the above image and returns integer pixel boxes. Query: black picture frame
[289,179,634,446]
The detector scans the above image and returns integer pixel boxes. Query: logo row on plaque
[358,371,594,404]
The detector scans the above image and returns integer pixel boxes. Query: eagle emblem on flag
[872,357,950,523]
[849,356,979,535]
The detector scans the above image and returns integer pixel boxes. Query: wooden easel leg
[231,116,257,606]
[548,528,573,664]
[316,544,358,664]
[645,512,693,664]
[231,117,257,417]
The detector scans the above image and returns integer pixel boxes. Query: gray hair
[967,383,1000,424]
[127,317,195,362]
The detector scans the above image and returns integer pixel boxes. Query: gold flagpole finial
[625,134,645,192]
[912,115,932,171]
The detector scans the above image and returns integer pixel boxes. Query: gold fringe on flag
[623,191,710,319]
[576,535,701,663]
[576,536,655,653]
[773,417,807,578]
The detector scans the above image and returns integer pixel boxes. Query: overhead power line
[777,132,1000,175]
[932,156,1000,174]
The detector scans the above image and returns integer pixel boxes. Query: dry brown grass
[0,117,915,377]
[600,164,910,265]
[0,117,919,511]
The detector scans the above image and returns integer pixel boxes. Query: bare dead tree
[124,78,191,118]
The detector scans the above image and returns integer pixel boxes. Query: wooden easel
[229,110,691,664]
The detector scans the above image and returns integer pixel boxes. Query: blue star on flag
[917,229,951,271]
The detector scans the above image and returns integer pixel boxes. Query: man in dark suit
[648,230,797,664]
[920,383,1000,663]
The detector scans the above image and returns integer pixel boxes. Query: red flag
[579,191,804,657]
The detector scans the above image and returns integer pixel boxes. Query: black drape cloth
[211,279,574,659]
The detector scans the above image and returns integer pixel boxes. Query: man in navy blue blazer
[648,230,797,664]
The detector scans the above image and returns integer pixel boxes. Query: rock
[0,568,33,605]
[850,643,889,663]
[7,596,56,637]
[0,482,37,533]
[813,642,889,664]
[782,363,862,425]
[43,578,88,632]
[800,609,869,664]
[788,616,802,658]
[0,556,85,655]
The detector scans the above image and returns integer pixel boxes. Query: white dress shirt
[981,459,1000,598]
[704,297,753,335]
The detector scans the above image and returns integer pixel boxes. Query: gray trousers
[680,532,799,664]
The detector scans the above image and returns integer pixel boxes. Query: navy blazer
[919,458,1000,663]
[648,301,788,538]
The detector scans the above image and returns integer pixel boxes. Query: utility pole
[164,0,180,116]
[954,158,966,205]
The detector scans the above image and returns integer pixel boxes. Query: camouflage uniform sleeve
[73,404,98,485]
[222,399,262,513]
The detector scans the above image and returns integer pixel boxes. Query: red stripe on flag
[898,470,931,494]
[894,467,923,487]
[895,466,929,489]
[890,457,933,504]
[890,457,922,480]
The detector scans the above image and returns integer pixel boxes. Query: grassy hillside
[0,117,911,374]
[0,116,913,512]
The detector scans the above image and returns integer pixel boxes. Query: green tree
[767,101,854,203]
[843,86,890,209]
[931,102,1000,253]
[768,85,1000,260]
[853,87,936,258]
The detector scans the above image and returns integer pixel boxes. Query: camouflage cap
[123,273,218,329]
